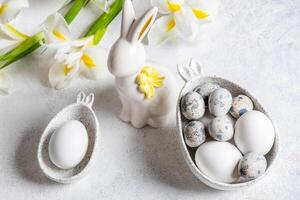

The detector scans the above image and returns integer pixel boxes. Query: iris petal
[0,71,11,95]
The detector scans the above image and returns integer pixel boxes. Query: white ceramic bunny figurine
[108,0,177,128]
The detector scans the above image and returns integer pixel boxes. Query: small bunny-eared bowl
[176,64,279,190]
[37,92,99,183]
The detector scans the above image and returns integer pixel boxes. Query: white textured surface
[0,0,299,199]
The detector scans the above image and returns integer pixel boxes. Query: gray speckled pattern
[177,75,279,190]
[208,88,232,117]
[238,153,267,180]
[184,121,206,148]
[194,83,220,101]
[208,115,234,141]
[181,92,205,120]
[230,95,254,118]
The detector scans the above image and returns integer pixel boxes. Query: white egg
[49,120,89,169]
[195,141,242,183]
[234,111,275,155]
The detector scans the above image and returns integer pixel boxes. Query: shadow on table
[14,119,54,185]
[94,85,217,193]
[14,85,119,185]
[14,84,219,193]
[136,124,219,194]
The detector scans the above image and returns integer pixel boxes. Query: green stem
[64,0,88,24]
[0,32,43,62]
[0,32,44,70]
[0,0,87,69]
[0,42,42,69]
[84,0,123,37]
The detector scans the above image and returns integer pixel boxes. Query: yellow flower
[148,0,219,45]
[136,66,165,99]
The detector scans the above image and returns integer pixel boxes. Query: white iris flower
[148,0,219,45]
[43,13,108,90]
[0,23,29,54]
[0,0,28,95]
[0,0,29,24]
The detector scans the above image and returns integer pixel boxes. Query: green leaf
[0,42,41,69]
[84,0,123,37]
[0,32,43,61]
[0,0,87,69]
[93,27,107,45]
[64,0,89,24]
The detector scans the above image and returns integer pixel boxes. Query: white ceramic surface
[107,0,178,128]
[176,59,279,190]
[37,92,99,183]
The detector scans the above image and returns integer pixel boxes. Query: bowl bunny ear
[128,6,158,43]
[121,0,136,38]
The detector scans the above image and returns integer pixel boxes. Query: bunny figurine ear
[121,0,136,38]
[177,58,204,82]
[128,6,158,43]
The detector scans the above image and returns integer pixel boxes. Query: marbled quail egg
[238,153,267,180]
[184,121,206,147]
[208,115,234,141]
[181,92,205,120]
[194,83,220,101]
[208,88,232,117]
[230,95,254,118]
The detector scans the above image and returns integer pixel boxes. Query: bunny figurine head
[108,0,158,77]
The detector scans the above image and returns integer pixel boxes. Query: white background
[0,0,299,199]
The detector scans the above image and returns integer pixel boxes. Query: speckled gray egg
[194,83,220,101]
[238,153,267,180]
[230,95,254,118]
[181,92,205,120]
[184,121,206,147]
[208,115,234,141]
[208,88,232,117]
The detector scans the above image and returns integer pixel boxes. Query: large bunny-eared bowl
[37,92,99,183]
[176,59,279,190]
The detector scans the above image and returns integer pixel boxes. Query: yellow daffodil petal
[167,0,181,12]
[81,53,96,68]
[0,3,8,14]
[136,66,165,99]
[4,24,29,40]
[53,30,67,41]
[63,64,73,76]
[166,17,176,32]
[192,8,209,19]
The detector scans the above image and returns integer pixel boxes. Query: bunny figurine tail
[107,0,178,128]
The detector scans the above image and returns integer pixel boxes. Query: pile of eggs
[180,83,275,183]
